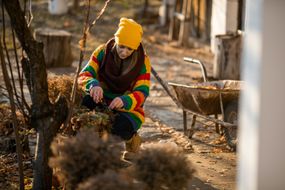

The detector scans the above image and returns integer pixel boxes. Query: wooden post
[178,0,191,46]
[213,32,242,80]
[204,0,212,42]
[34,28,73,68]
[168,0,180,41]
[168,0,192,46]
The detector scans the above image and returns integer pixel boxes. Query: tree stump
[34,28,73,67]
[213,33,242,80]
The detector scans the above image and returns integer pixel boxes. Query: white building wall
[238,0,285,189]
[226,0,239,32]
[211,0,239,52]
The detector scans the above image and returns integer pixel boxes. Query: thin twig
[1,4,23,114]
[66,0,111,128]
[27,0,33,27]
[23,0,33,27]
[88,0,111,32]
[1,5,30,121]
[65,0,92,130]
[0,34,25,190]
[12,27,31,113]
[0,88,30,120]
[0,84,29,116]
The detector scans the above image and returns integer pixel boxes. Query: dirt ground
[1,0,237,189]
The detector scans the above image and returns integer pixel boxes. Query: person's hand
[109,97,124,110]
[90,86,103,103]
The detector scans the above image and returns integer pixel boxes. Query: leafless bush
[77,170,138,190]
[49,129,124,189]
[132,144,195,190]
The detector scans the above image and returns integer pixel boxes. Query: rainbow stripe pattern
[78,44,151,131]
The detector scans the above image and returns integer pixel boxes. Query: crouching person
[78,17,151,154]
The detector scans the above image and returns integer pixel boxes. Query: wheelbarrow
[151,57,244,150]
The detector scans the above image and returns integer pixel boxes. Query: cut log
[213,33,242,80]
[34,28,73,67]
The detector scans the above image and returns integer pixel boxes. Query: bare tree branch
[1,3,31,122]
[1,4,22,110]
[3,1,68,189]
[26,0,34,27]
[3,0,51,115]
[66,0,111,129]
[12,27,31,114]
[88,0,111,31]
[0,33,24,190]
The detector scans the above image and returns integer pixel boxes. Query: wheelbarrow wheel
[223,100,238,151]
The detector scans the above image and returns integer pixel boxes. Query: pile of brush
[70,107,115,136]
[48,75,116,135]
[50,129,195,190]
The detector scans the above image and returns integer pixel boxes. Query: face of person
[116,44,134,59]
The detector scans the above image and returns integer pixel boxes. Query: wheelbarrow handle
[183,57,208,82]
[151,67,182,108]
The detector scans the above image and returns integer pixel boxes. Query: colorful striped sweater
[78,44,151,131]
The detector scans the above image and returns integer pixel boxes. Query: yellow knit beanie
[114,18,143,50]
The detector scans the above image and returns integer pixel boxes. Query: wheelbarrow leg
[186,114,196,139]
[190,114,196,131]
[215,114,221,134]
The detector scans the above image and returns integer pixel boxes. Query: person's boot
[123,133,142,161]
[125,133,142,153]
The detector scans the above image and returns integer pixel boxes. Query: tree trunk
[3,1,68,190]
[34,28,73,67]
[142,0,149,17]
[32,97,67,190]
[73,0,79,10]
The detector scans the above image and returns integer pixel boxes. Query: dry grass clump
[0,104,29,153]
[0,104,26,134]
[49,129,124,190]
[0,104,15,136]
[77,170,138,190]
[132,144,195,190]
[48,75,84,105]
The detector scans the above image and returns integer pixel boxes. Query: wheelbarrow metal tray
[168,80,243,115]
